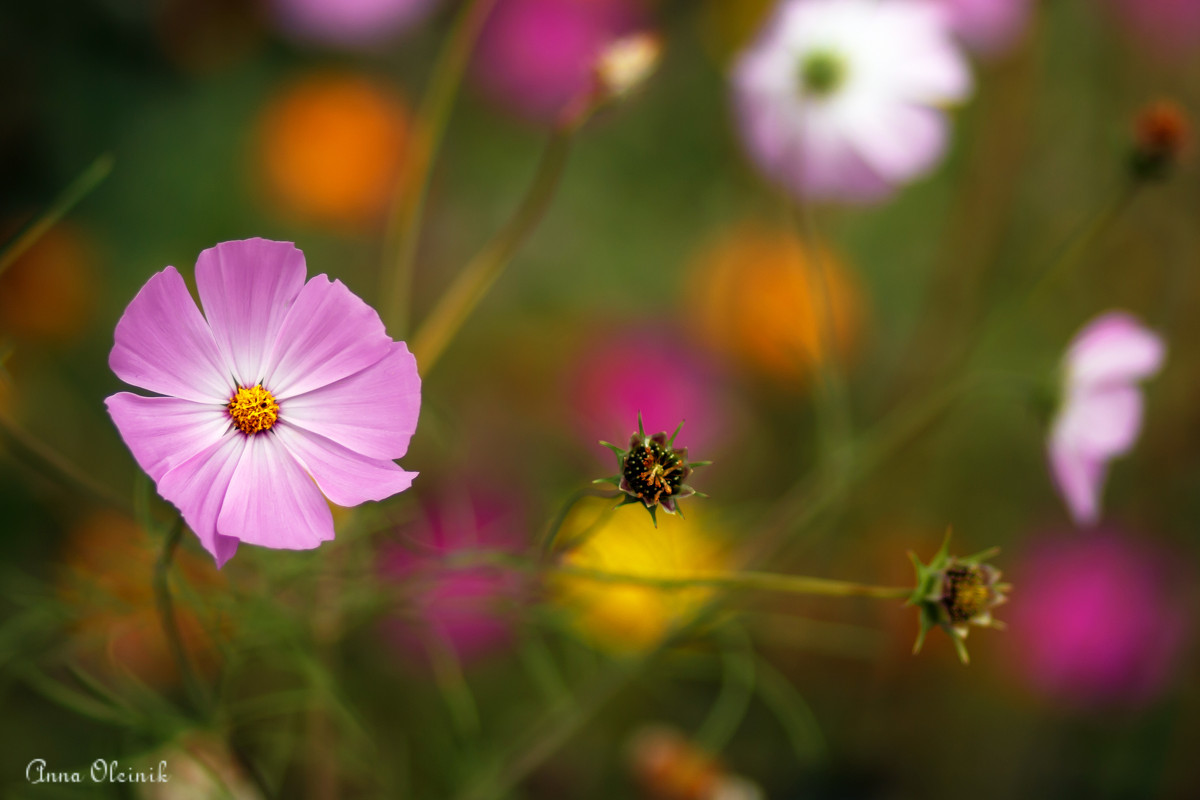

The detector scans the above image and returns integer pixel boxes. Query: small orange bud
[1131,100,1190,180]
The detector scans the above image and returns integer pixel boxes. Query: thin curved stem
[154,515,208,716]
[540,486,620,558]
[0,153,113,278]
[380,0,500,337]
[411,123,578,374]
[0,412,132,513]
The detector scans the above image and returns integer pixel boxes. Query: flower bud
[908,531,1009,664]
[1130,99,1190,181]
[594,32,663,101]
[596,414,708,524]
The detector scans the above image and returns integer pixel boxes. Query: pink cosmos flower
[105,238,421,567]
[938,0,1032,55]
[732,0,972,203]
[472,0,641,124]
[1007,529,1191,709]
[270,0,440,49]
[1048,312,1164,526]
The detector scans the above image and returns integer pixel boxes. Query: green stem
[790,199,853,473]
[154,515,207,716]
[540,486,619,558]
[552,563,911,600]
[694,626,756,754]
[411,123,578,374]
[380,0,500,337]
[0,154,113,279]
[0,412,132,513]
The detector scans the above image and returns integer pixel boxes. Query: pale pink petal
[842,101,948,183]
[1062,385,1145,460]
[1068,312,1166,389]
[105,392,231,481]
[264,275,392,399]
[1048,429,1104,527]
[273,421,417,507]
[280,342,421,460]
[110,267,234,403]
[217,434,335,550]
[158,433,248,567]
[196,239,307,387]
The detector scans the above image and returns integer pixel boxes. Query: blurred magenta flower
[1007,529,1191,708]
[567,328,731,455]
[1100,0,1200,55]
[106,239,421,567]
[472,0,642,123]
[270,0,439,48]
[939,0,1032,55]
[1048,312,1164,526]
[732,0,972,203]
[379,494,526,662]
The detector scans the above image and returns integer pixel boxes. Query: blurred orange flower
[686,223,863,386]
[254,73,411,229]
[58,510,224,688]
[0,224,97,343]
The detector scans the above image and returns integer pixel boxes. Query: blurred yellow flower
[554,499,729,653]
[686,223,863,386]
[254,73,411,229]
[0,223,96,343]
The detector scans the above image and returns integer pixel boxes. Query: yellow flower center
[227,384,279,435]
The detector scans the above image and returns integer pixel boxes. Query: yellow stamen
[227,384,279,435]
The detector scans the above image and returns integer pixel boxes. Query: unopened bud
[595,32,663,102]
[1130,100,1190,181]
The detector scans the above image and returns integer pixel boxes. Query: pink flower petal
[273,421,417,506]
[264,275,393,399]
[1048,431,1104,526]
[843,101,948,183]
[280,342,421,460]
[1068,312,1165,389]
[158,432,248,567]
[217,434,335,550]
[105,392,231,481]
[110,267,234,403]
[195,239,307,387]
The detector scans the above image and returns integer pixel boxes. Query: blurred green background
[1,0,1198,798]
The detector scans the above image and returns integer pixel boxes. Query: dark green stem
[153,515,207,716]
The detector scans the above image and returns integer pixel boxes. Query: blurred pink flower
[380,495,526,662]
[472,0,641,123]
[1100,0,1200,55]
[938,0,1032,55]
[732,0,972,203]
[567,328,732,456]
[1048,312,1164,526]
[106,238,421,567]
[270,0,439,48]
[1007,529,1191,709]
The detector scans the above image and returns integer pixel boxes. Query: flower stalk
[153,514,208,716]
[411,118,581,373]
[380,0,500,337]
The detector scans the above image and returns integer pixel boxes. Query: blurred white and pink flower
[1047,312,1164,527]
[732,0,972,203]
[939,0,1033,55]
